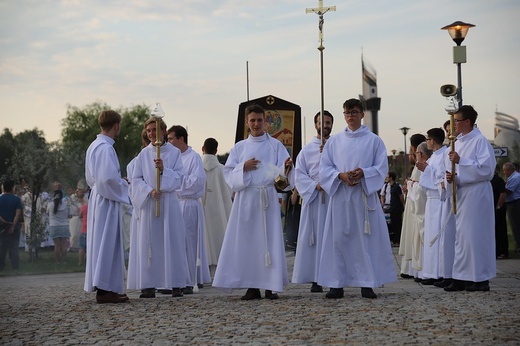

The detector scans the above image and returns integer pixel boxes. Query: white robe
[318,126,396,288]
[398,167,422,276]
[84,134,129,294]
[444,128,496,282]
[177,147,211,286]
[292,137,328,284]
[202,154,232,266]
[419,146,447,279]
[213,133,293,293]
[127,143,190,289]
[411,178,427,273]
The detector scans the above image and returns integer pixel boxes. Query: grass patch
[0,247,85,277]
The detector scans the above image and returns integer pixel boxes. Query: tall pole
[400,127,410,180]
[306,0,336,149]
[151,103,165,217]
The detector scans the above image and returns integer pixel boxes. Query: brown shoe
[241,288,261,300]
[96,292,128,304]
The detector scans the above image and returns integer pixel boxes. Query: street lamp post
[441,21,475,107]
[399,127,410,179]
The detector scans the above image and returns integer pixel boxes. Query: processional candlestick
[151,103,165,217]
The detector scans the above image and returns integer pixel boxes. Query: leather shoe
[183,286,194,295]
[172,288,183,297]
[157,289,173,294]
[400,273,413,279]
[197,284,204,289]
[465,281,490,292]
[96,292,128,304]
[310,282,323,293]
[361,287,377,299]
[241,288,261,300]
[421,278,442,285]
[444,280,466,292]
[139,288,156,298]
[433,279,452,288]
[265,290,279,300]
[325,287,344,299]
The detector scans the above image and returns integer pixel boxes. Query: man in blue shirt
[0,179,23,271]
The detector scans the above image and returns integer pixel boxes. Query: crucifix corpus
[306,0,335,204]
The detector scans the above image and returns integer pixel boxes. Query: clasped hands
[338,168,364,186]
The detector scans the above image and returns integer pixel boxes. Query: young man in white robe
[445,105,496,292]
[212,104,294,300]
[292,110,333,293]
[168,125,211,294]
[84,110,130,304]
[416,128,448,285]
[127,118,189,298]
[398,133,425,279]
[201,137,232,267]
[318,98,396,299]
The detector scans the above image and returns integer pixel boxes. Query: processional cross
[306,1,335,205]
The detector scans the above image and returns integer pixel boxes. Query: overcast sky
[1,0,519,156]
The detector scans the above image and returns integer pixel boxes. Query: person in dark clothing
[381,172,404,246]
[0,180,23,271]
[491,168,508,259]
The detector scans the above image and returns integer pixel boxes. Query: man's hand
[446,170,455,184]
[151,189,162,200]
[415,161,428,172]
[154,158,164,172]
[244,158,260,172]
[316,183,323,191]
[448,151,460,164]
[284,157,293,169]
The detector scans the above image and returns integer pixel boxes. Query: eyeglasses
[453,118,467,123]
[343,110,361,116]
[426,138,433,141]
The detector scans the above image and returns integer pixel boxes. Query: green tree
[61,102,150,179]
[8,129,54,260]
[0,128,16,180]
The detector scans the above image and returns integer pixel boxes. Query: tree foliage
[61,102,150,178]
[0,128,16,180]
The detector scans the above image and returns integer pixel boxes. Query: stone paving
[1,249,519,345]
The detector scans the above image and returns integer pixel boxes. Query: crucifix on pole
[306,0,335,149]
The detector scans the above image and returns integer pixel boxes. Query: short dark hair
[426,128,445,145]
[167,125,188,145]
[457,105,478,126]
[2,179,15,193]
[343,98,365,111]
[409,134,426,149]
[388,172,397,181]
[443,120,451,131]
[203,138,218,155]
[98,110,121,131]
[245,104,265,117]
[314,110,334,124]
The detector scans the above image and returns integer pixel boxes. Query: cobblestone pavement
[1,249,519,345]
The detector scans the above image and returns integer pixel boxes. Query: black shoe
[171,288,183,297]
[414,277,422,283]
[361,287,377,299]
[400,273,413,279]
[465,280,490,292]
[139,288,156,298]
[183,286,194,295]
[310,282,323,293]
[325,287,344,299]
[197,283,204,289]
[421,278,441,285]
[157,289,173,294]
[241,288,261,300]
[444,280,466,292]
[433,279,452,288]
[265,290,279,300]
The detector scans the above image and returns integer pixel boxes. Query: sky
[1,0,519,157]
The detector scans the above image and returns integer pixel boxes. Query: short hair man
[84,110,130,303]
[503,162,520,253]
[292,110,333,293]
[168,125,211,293]
[445,105,496,292]
[318,98,396,299]
[213,104,294,300]
[0,180,23,271]
[201,137,232,266]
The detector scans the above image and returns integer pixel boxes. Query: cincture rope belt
[252,185,271,267]
[362,187,375,235]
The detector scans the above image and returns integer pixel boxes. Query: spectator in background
[47,187,70,264]
[78,203,88,266]
[491,166,508,259]
[0,179,23,271]
[503,162,520,254]
[380,171,404,246]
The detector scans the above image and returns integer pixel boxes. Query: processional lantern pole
[151,103,165,217]
[440,84,459,214]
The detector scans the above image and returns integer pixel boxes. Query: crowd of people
[1,99,519,305]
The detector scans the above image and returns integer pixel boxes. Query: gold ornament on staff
[151,102,165,217]
[440,84,459,214]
